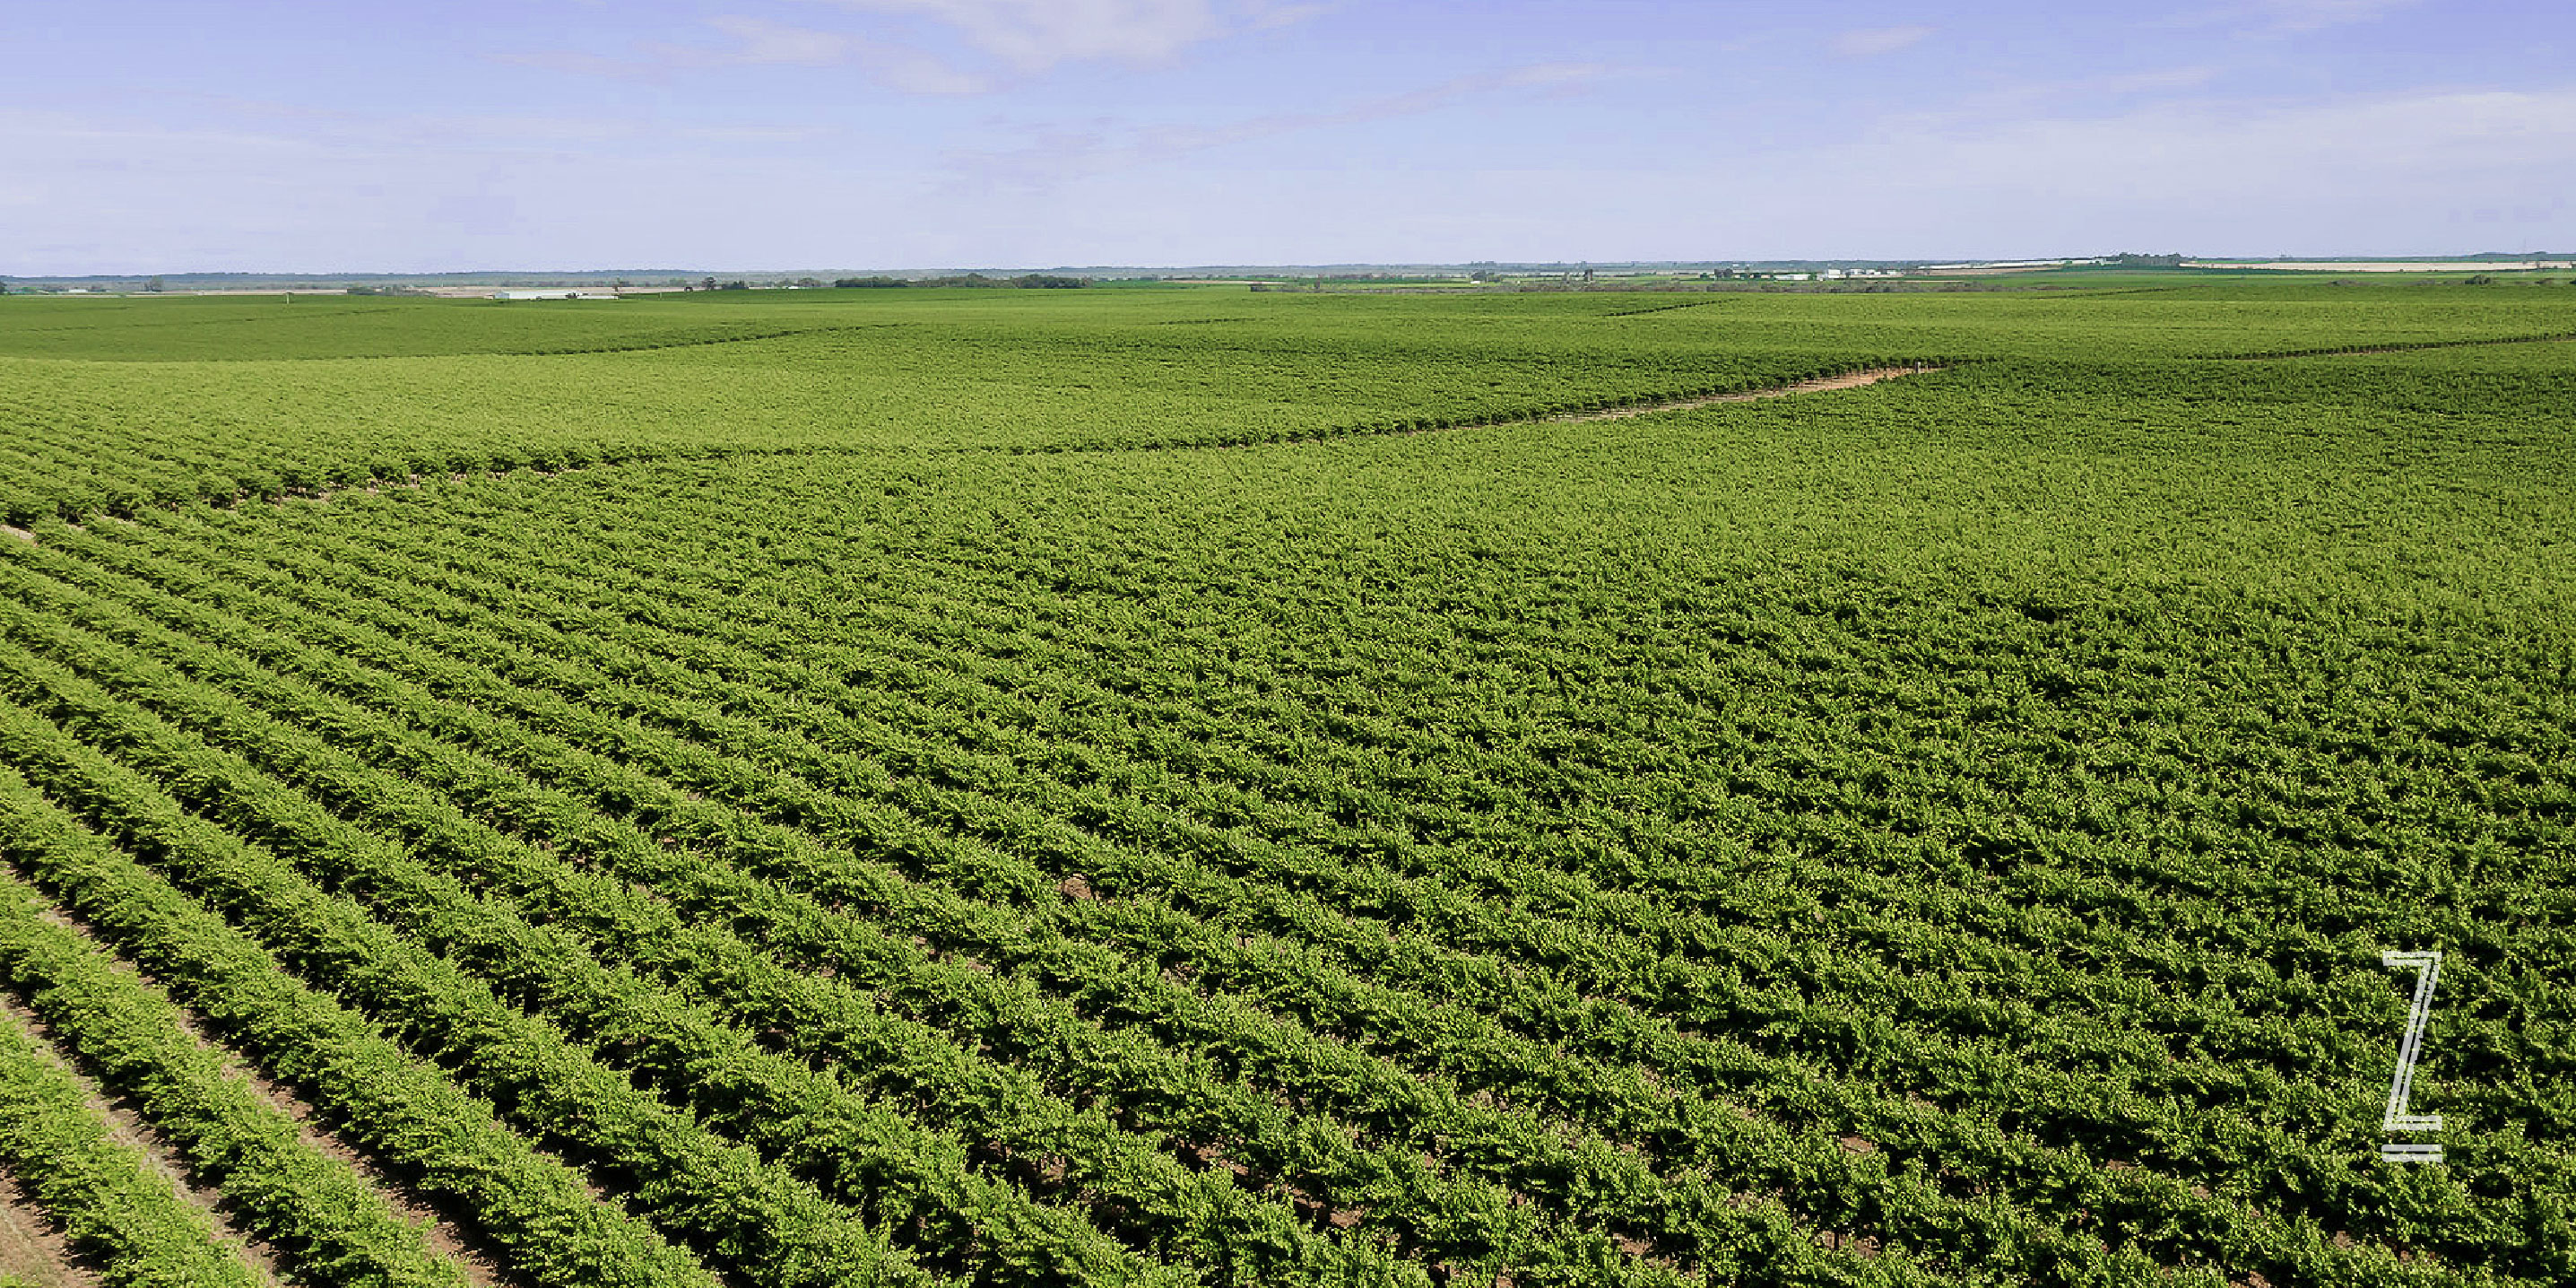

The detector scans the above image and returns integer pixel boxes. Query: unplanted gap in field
[1538,365,1938,423]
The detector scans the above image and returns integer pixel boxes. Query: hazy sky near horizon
[5,1,2572,273]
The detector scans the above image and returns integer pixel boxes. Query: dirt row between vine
[2,892,525,1288]
[0,987,278,1288]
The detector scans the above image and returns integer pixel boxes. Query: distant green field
[0,283,2567,1288]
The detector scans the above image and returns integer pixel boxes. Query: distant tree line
[831,274,1089,290]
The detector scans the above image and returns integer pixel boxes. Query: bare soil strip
[15,896,520,1288]
[0,1169,98,1288]
[1541,365,1939,423]
[1271,364,1941,453]
[152,1014,526,1288]
[3,366,1944,533]
[0,991,280,1288]
[286,468,568,508]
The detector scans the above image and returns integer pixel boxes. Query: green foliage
[0,757,717,1288]
[0,281,2565,1285]
[0,1007,263,1288]
[0,866,459,1288]
[0,288,1960,521]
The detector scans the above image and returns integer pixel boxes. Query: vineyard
[0,282,2567,1287]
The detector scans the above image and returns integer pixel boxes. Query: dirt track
[0,369,1947,530]
[1543,365,1940,423]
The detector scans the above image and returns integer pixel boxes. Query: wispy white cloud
[813,0,1224,71]
[941,61,1614,194]
[703,14,853,65]
[1149,61,1609,154]
[2155,0,2424,35]
[700,15,994,91]
[798,0,1327,78]
[497,0,1329,93]
[1239,0,1333,31]
[491,48,662,80]
[497,13,995,93]
[17,4,2564,273]
[499,0,1326,95]
[1127,82,2576,265]
[852,45,996,94]
[2240,0,2422,31]
[13,78,2575,272]
[1832,25,1933,57]
[0,103,927,272]
[1883,65,2224,131]
[677,123,840,144]
[1713,83,2576,256]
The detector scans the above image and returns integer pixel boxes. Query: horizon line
[9,251,2574,283]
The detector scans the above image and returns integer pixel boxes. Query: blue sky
[4,1,2571,272]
